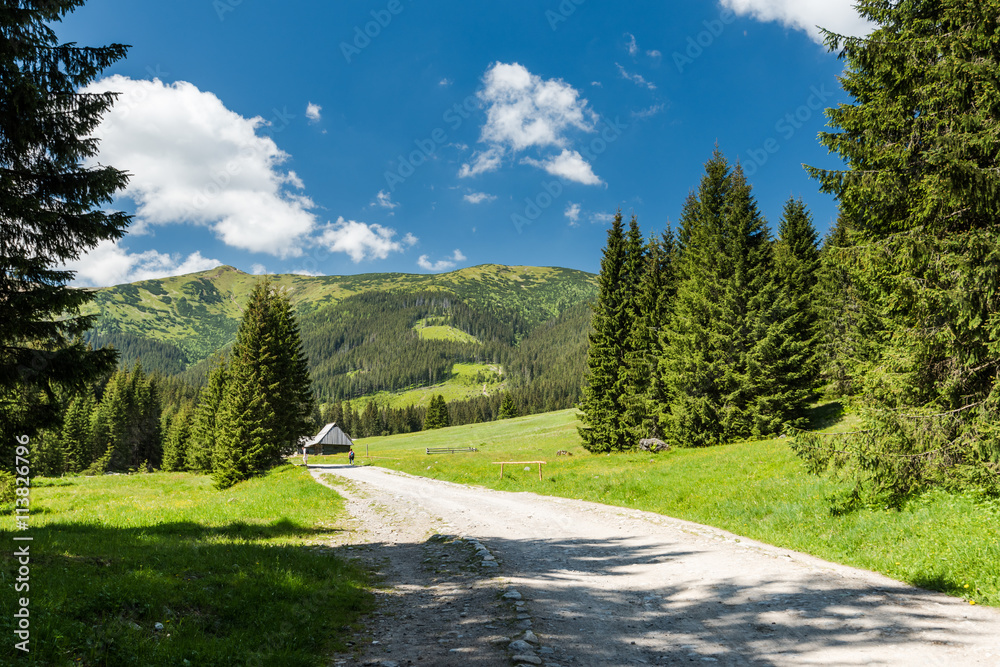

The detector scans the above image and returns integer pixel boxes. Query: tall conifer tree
[796,0,1000,497]
[0,2,130,467]
[579,211,630,452]
[188,356,228,473]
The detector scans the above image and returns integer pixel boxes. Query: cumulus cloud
[84,76,318,258]
[719,0,875,42]
[565,202,581,226]
[64,240,221,287]
[459,62,603,185]
[316,217,417,263]
[418,249,466,272]
[463,191,496,204]
[592,212,615,224]
[306,102,322,122]
[373,189,399,209]
[439,78,452,87]
[647,49,662,60]
[521,149,603,186]
[251,263,268,275]
[616,63,656,90]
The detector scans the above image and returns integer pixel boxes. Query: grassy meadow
[0,465,372,666]
[324,408,1000,608]
[344,361,505,411]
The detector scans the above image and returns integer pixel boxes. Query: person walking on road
[348,448,355,465]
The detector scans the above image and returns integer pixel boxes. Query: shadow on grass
[0,520,369,667]
[805,400,844,430]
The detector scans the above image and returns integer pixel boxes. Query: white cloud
[291,269,324,276]
[625,32,638,56]
[460,62,603,185]
[418,249,466,272]
[251,263,268,275]
[522,149,603,186]
[463,191,497,204]
[477,62,597,151]
[373,189,399,209]
[719,0,875,42]
[316,217,416,263]
[458,148,503,178]
[632,103,665,119]
[616,63,656,90]
[564,202,581,226]
[306,102,322,122]
[592,212,615,224]
[64,240,221,287]
[439,78,452,87]
[84,76,318,258]
[591,81,603,87]
[647,49,662,60]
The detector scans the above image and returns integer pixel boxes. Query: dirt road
[313,463,1000,666]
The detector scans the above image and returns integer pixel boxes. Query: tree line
[580,149,819,452]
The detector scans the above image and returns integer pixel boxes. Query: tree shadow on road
[352,534,988,666]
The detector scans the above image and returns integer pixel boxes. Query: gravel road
[312,463,1000,666]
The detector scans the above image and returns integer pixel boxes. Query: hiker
[348,447,355,465]
[302,446,308,466]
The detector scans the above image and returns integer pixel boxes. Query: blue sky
[59,0,872,286]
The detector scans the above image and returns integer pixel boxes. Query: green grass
[342,409,1000,608]
[346,362,504,410]
[413,318,481,344]
[0,465,373,666]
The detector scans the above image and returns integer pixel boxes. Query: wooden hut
[303,423,354,455]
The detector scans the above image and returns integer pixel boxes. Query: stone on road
[313,464,1000,666]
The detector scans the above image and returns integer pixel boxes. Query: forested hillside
[79,264,597,423]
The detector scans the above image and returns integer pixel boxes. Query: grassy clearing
[413,318,481,344]
[346,362,504,411]
[0,465,372,666]
[342,409,1000,608]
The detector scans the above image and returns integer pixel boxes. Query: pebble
[513,655,543,665]
[503,590,523,600]
[509,639,534,652]
[523,630,539,644]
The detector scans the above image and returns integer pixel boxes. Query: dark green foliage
[84,330,190,376]
[579,212,632,452]
[301,291,518,401]
[498,392,518,420]
[659,151,813,446]
[795,0,1000,500]
[188,357,227,473]
[162,403,193,472]
[89,365,162,472]
[423,394,450,430]
[61,393,95,473]
[213,281,315,488]
[0,1,130,469]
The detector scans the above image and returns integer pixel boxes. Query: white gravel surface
[312,463,1000,666]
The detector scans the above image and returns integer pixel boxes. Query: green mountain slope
[82,264,598,374]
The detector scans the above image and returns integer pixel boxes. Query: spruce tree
[658,152,732,446]
[579,211,630,452]
[162,403,193,472]
[796,0,1000,498]
[498,392,518,419]
[618,216,652,445]
[0,2,130,468]
[213,283,283,488]
[188,356,228,473]
[61,393,94,473]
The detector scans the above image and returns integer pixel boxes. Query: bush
[0,470,15,505]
